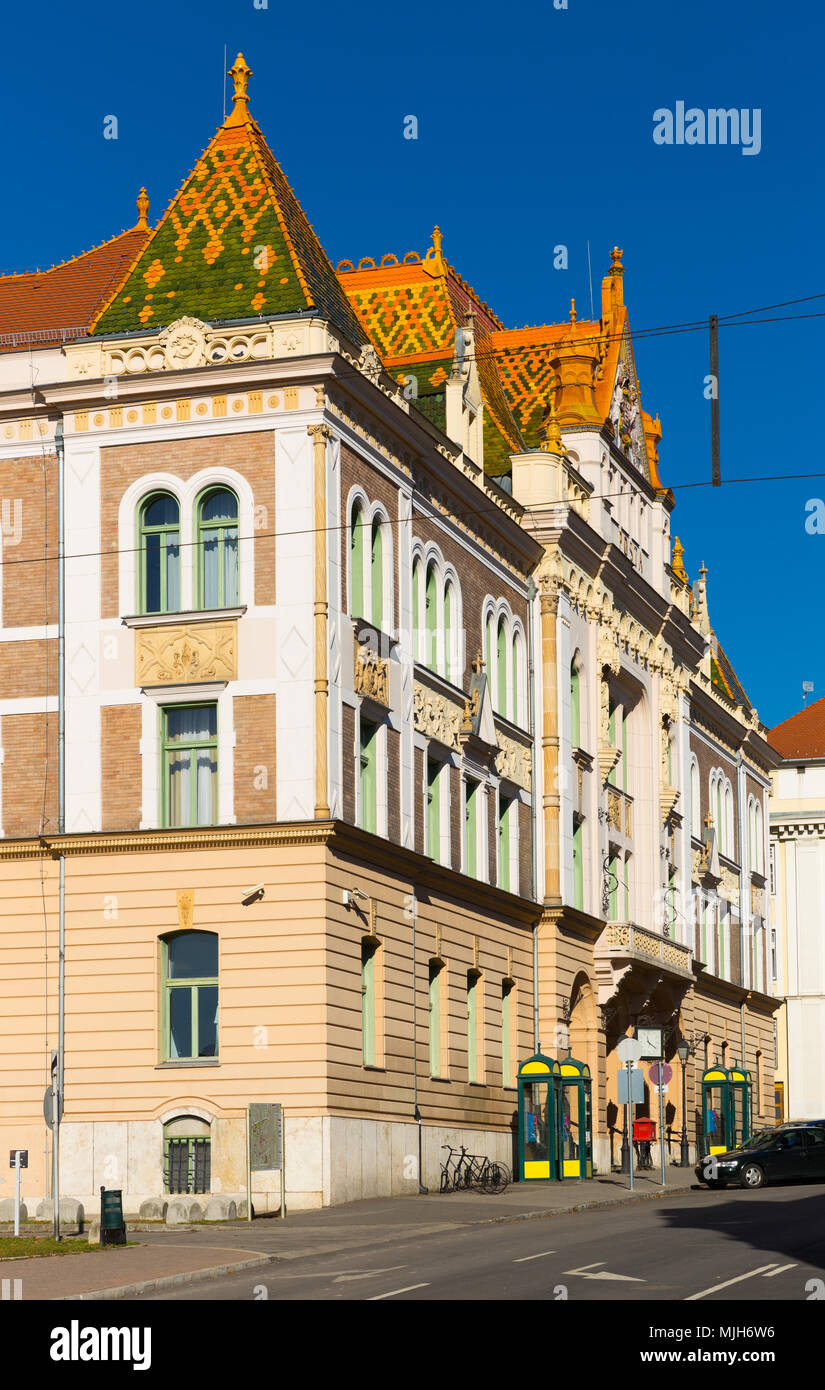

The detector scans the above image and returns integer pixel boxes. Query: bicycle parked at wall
[440,1144,510,1193]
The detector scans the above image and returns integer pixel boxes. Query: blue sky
[4,0,823,727]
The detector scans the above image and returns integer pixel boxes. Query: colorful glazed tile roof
[93,57,366,346]
[0,221,151,352]
[711,642,752,711]
[769,694,825,759]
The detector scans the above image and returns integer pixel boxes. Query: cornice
[2,822,335,860]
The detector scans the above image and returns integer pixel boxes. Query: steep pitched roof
[92,55,366,346]
[337,234,525,474]
[0,221,151,352]
[769,695,825,760]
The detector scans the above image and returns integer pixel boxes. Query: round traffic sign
[649,1062,673,1086]
[617,1036,646,1064]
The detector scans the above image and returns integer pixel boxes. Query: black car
[695,1124,825,1190]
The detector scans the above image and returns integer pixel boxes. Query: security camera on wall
[241,884,265,906]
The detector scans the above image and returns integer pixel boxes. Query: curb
[58,1253,281,1301]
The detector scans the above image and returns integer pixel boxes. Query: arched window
[715,775,723,853]
[164,1115,212,1195]
[570,661,581,748]
[690,759,701,839]
[725,784,734,859]
[161,930,218,1061]
[350,501,365,617]
[496,617,507,716]
[370,517,383,629]
[139,492,180,614]
[425,561,437,669]
[197,488,238,609]
[485,612,494,684]
[755,801,764,873]
[412,557,422,659]
[443,580,453,681]
[512,632,522,725]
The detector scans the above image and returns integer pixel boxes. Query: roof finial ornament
[135,187,150,231]
[422,224,447,279]
[540,397,565,455]
[225,52,253,127]
[610,246,624,274]
[671,536,688,584]
[569,297,577,323]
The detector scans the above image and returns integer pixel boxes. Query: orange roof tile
[769,695,825,760]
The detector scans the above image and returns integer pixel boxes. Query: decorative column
[308,423,332,819]
[540,571,561,903]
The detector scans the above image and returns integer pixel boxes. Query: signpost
[9,1151,27,1236]
[246,1103,285,1222]
[649,1061,672,1187]
[617,1036,646,1191]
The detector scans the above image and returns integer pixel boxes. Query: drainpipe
[410,882,427,1192]
[55,417,66,1240]
[527,578,539,1051]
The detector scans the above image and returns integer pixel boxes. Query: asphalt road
[128,1180,825,1302]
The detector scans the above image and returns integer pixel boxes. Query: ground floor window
[164,1117,211,1193]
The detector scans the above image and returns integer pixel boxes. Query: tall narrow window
[608,698,617,787]
[498,795,512,893]
[162,705,217,827]
[624,853,631,920]
[716,780,723,854]
[197,488,238,609]
[361,938,377,1066]
[464,779,478,878]
[573,818,583,910]
[425,562,437,670]
[621,709,629,794]
[412,558,421,658]
[359,719,378,834]
[512,634,521,725]
[443,582,453,681]
[496,618,507,716]
[666,868,676,939]
[428,959,442,1076]
[140,493,180,615]
[502,979,514,1086]
[467,971,480,1083]
[370,517,383,630]
[162,931,219,1061]
[570,662,581,749]
[426,758,440,861]
[350,503,365,617]
[485,613,494,685]
[690,760,701,838]
[164,1117,211,1193]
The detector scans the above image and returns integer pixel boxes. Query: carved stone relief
[136,621,237,685]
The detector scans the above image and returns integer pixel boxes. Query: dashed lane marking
[685,1264,780,1300]
[513,1251,556,1263]
[368,1283,430,1300]
[762,1264,798,1277]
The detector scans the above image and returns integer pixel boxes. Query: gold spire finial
[540,397,564,455]
[422,225,447,278]
[135,187,150,231]
[569,297,577,323]
[610,246,624,272]
[225,52,253,126]
[671,536,687,584]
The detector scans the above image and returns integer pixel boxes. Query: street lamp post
[677,1041,690,1167]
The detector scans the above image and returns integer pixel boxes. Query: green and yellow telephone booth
[700,1062,753,1157]
[559,1055,593,1179]
[517,1053,561,1181]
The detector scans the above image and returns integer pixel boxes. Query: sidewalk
[4,1165,699,1300]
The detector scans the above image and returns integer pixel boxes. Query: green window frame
[362,938,377,1066]
[498,795,512,893]
[666,870,676,939]
[607,698,617,787]
[624,853,631,920]
[426,757,441,861]
[196,486,239,610]
[573,817,583,910]
[716,781,723,853]
[164,1134,211,1194]
[485,613,493,683]
[161,704,218,828]
[608,851,619,921]
[139,492,180,615]
[496,618,507,716]
[161,931,219,1061]
[621,708,628,793]
[425,562,437,670]
[467,970,479,1083]
[351,502,365,617]
[412,558,421,656]
[428,959,442,1076]
[511,635,520,725]
[359,718,378,834]
[464,778,478,878]
[370,517,383,630]
[443,581,452,681]
[570,662,580,749]
[718,908,726,978]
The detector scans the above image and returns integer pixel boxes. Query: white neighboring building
[769,697,825,1120]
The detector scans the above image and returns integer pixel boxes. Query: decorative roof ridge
[493,318,602,339]
[0,220,151,284]
[445,262,503,330]
[336,251,424,271]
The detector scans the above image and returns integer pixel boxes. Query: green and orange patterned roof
[93,55,366,346]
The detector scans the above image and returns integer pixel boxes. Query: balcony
[594,920,694,1005]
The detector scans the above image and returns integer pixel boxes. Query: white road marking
[562,1261,645,1282]
[368,1283,430,1300]
[513,1251,556,1263]
[332,1266,407,1283]
[762,1264,798,1278]
[685,1264,779,1300]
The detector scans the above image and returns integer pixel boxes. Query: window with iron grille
[165,1136,211,1194]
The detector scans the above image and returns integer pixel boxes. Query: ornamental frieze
[136,621,237,686]
[413,683,462,751]
[495,734,532,791]
[354,646,390,706]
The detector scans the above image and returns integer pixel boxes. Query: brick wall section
[0,453,58,628]
[101,704,142,830]
[0,640,57,699]
[519,802,532,898]
[450,767,462,872]
[339,441,400,627]
[100,431,276,618]
[233,694,277,824]
[386,727,401,844]
[691,731,739,853]
[2,713,58,835]
[411,511,529,694]
[341,704,355,823]
[414,747,425,855]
